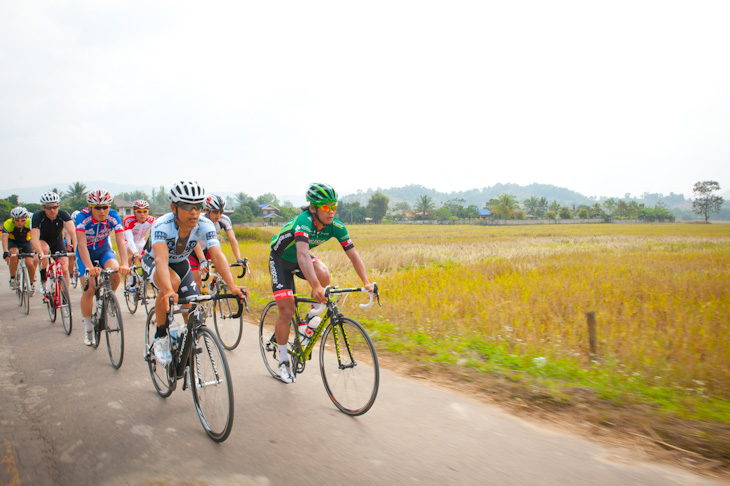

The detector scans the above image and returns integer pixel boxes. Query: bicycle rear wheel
[70,269,78,288]
[123,274,139,314]
[104,293,124,369]
[213,284,243,350]
[319,317,379,416]
[190,326,234,442]
[46,277,57,323]
[145,311,173,397]
[59,278,72,335]
[258,300,296,381]
[21,266,30,315]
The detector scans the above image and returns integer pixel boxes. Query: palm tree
[66,182,87,200]
[414,195,435,219]
[523,196,540,216]
[489,193,520,219]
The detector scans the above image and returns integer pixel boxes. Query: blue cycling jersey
[148,213,221,264]
[75,208,123,251]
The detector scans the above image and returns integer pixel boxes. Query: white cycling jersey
[123,215,156,255]
[198,213,233,251]
[148,213,221,264]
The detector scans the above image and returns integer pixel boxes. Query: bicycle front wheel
[15,267,24,307]
[59,278,72,335]
[143,280,157,315]
[21,266,30,315]
[319,317,379,416]
[190,326,234,442]
[213,284,243,350]
[145,311,173,397]
[46,277,57,323]
[104,293,124,369]
[258,300,296,380]
[123,274,139,314]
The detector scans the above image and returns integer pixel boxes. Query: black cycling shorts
[8,240,33,254]
[269,252,319,300]
[141,253,199,302]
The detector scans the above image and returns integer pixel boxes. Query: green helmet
[306,182,338,205]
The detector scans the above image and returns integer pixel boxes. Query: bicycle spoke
[59,278,72,335]
[104,293,125,369]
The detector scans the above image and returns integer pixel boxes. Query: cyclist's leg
[100,249,120,290]
[311,256,331,287]
[77,254,97,343]
[7,245,19,277]
[39,240,51,290]
[48,238,69,285]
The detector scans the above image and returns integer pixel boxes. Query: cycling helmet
[168,180,206,204]
[132,199,150,210]
[40,191,60,205]
[306,182,338,206]
[205,194,226,211]
[87,189,113,206]
[10,207,30,219]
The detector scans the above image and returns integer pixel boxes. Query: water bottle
[169,319,184,344]
[298,320,310,345]
[305,316,322,339]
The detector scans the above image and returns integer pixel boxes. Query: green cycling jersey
[270,210,353,262]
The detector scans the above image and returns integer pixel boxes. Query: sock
[84,317,93,333]
[278,344,288,363]
[155,324,169,339]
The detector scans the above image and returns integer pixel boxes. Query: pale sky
[1,0,728,201]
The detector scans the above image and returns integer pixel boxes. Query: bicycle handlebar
[324,282,380,309]
[83,268,118,291]
[41,252,75,259]
[201,258,249,281]
[176,291,248,319]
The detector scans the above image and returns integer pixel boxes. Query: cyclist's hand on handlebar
[2,252,9,261]
[161,289,178,312]
[311,285,327,304]
[89,266,102,278]
[364,283,375,294]
[118,265,130,276]
[230,286,246,300]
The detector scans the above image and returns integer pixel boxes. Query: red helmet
[86,189,113,206]
[133,199,150,210]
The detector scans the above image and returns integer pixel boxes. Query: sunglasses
[176,203,203,211]
[135,209,149,213]
[318,203,338,212]
[43,205,60,210]
[92,205,111,210]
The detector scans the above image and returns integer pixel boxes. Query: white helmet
[169,181,206,204]
[10,207,30,219]
[40,192,60,205]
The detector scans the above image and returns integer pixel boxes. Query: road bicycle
[123,263,145,314]
[84,267,125,369]
[202,258,249,350]
[11,252,35,315]
[144,293,243,442]
[259,284,381,416]
[42,252,73,335]
[70,265,79,288]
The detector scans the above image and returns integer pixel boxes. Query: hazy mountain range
[3,181,729,213]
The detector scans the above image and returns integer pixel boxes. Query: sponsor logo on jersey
[155,231,167,240]
[205,231,216,241]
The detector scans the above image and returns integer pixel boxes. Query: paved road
[0,265,726,486]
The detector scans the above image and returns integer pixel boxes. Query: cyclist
[123,200,156,290]
[141,181,245,365]
[3,207,38,294]
[268,182,375,383]
[76,190,130,346]
[188,194,245,291]
[30,192,76,293]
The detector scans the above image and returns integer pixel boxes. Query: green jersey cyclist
[268,182,375,383]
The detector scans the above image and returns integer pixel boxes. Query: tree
[692,181,724,222]
[602,198,617,218]
[5,195,19,205]
[488,194,520,219]
[414,195,435,219]
[117,190,150,203]
[523,196,541,217]
[338,201,368,224]
[367,192,389,223]
[559,206,573,219]
[256,193,280,207]
[393,201,411,211]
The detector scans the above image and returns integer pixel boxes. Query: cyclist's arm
[114,231,130,276]
[208,245,244,299]
[296,240,326,303]
[124,229,138,257]
[193,242,208,273]
[30,228,43,255]
[2,232,9,258]
[64,220,77,251]
[345,247,374,293]
[223,228,242,261]
[76,231,99,277]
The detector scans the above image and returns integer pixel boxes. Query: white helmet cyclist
[205,194,225,211]
[10,207,30,219]
[169,181,206,204]
[40,191,60,205]
[86,189,113,206]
